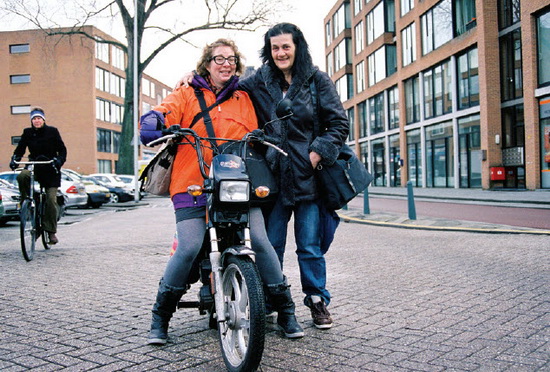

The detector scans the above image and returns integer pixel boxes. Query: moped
[146,100,291,371]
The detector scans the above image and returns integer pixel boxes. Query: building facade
[0,26,171,175]
[325,0,550,189]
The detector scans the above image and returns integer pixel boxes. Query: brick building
[324,0,550,189]
[0,26,171,175]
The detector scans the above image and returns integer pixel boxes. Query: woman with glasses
[140,38,304,345]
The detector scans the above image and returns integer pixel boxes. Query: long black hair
[260,23,313,81]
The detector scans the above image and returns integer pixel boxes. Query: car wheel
[109,193,119,203]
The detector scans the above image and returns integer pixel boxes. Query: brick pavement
[0,197,548,371]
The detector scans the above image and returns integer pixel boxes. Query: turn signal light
[187,184,203,196]
[254,186,270,199]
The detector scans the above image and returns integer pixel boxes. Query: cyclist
[10,107,67,244]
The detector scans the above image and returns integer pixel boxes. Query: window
[347,108,355,141]
[112,46,125,70]
[97,128,113,153]
[401,0,414,16]
[356,61,366,94]
[10,74,31,84]
[355,21,364,54]
[388,86,400,129]
[333,2,350,37]
[367,45,397,86]
[366,2,385,44]
[326,52,334,76]
[405,76,420,124]
[11,105,31,115]
[97,159,112,173]
[498,0,521,30]
[426,121,454,187]
[502,104,524,148]
[423,60,452,119]
[325,21,332,46]
[421,0,453,55]
[500,29,523,101]
[142,78,151,96]
[401,22,416,67]
[11,136,22,146]
[96,67,110,92]
[369,92,385,135]
[335,75,353,101]
[95,39,109,63]
[10,44,30,54]
[537,10,550,87]
[358,101,368,138]
[407,129,422,186]
[334,38,352,71]
[111,74,125,98]
[455,0,476,36]
[457,47,479,109]
[354,0,363,15]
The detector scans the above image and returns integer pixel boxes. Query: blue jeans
[267,199,331,306]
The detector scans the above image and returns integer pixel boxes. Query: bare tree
[1,0,287,174]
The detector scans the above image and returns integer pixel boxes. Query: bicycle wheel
[218,254,265,372]
[20,199,37,262]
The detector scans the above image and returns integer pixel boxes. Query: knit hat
[30,108,45,121]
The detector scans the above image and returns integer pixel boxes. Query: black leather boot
[265,277,304,339]
[148,278,187,345]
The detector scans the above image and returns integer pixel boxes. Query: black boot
[265,277,304,339]
[148,278,187,345]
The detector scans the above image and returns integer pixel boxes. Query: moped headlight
[219,181,249,202]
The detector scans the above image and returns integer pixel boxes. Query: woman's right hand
[174,71,194,89]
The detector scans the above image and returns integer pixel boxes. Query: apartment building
[0,26,171,175]
[325,0,550,189]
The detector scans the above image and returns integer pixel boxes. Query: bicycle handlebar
[15,160,55,165]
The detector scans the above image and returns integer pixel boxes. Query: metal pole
[133,0,139,202]
[363,188,370,214]
[407,180,416,220]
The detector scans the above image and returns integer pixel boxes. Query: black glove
[53,157,63,171]
[9,155,20,171]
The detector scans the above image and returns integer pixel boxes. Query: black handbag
[310,79,373,210]
[316,145,373,210]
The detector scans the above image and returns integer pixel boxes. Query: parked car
[117,174,145,200]
[0,170,87,209]
[0,180,20,225]
[62,170,110,208]
[88,173,134,203]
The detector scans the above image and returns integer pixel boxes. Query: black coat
[240,65,349,206]
[13,124,67,188]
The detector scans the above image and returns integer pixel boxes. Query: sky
[0,0,335,87]
[142,0,335,86]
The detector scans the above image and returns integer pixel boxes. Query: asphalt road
[1,197,548,371]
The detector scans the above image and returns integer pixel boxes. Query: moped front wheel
[20,199,37,262]
[218,254,265,372]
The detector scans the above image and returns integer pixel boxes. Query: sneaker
[310,300,333,329]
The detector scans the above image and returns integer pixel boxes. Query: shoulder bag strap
[190,88,232,128]
[193,88,220,146]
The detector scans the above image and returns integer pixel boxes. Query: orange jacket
[152,86,258,197]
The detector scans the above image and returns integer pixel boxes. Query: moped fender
[221,246,256,261]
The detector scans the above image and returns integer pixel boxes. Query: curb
[338,213,550,235]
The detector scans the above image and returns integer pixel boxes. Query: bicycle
[15,160,58,261]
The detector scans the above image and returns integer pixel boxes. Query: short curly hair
[196,38,245,77]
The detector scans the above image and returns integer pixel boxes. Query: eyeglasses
[210,55,238,65]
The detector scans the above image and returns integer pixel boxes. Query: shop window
[407,129,422,187]
[358,101,368,138]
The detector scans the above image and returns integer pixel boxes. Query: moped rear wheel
[218,254,265,372]
[20,199,37,262]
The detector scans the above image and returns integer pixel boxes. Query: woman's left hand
[310,151,322,169]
